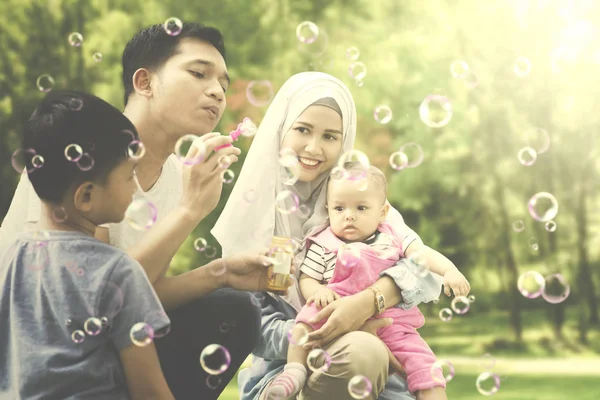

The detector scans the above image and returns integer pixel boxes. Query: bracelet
[367,285,386,316]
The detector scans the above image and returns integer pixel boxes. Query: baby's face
[326,178,387,242]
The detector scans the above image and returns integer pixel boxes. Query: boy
[267,163,470,400]
[0,90,174,399]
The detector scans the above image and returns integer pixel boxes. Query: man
[1,22,287,399]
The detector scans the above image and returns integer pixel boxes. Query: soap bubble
[476,371,501,396]
[130,322,154,346]
[92,52,103,62]
[389,151,409,171]
[347,375,372,399]
[36,74,55,93]
[439,308,453,322]
[399,142,424,168]
[528,192,558,222]
[512,220,525,232]
[541,273,570,304]
[450,60,470,78]
[513,57,532,77]
[71,330,85,344]
[307,348,332,373]
[125,198,158,231]
[518,147,537,166]
[163,17,183,36]
[348,61,367,81]
[451,296,471,315]
[346,46,360,60]
[200,344,231,375]
[175,135,206,165]
[431,360,455,384]
[287,324,310,346]
[374,105,392,124]
[84,317,102,336]
[275,190,300,215]
[64,144,83,162]
[517,271,545,299]
[194,238,208,252]
[296,21,319,44]
[545,221,557,232]
[221,169,235,184]
[68,32,83,47]
[419,94,452,128]
[524,127,550,154]
[76,153,95,171]
[246,80,274,107]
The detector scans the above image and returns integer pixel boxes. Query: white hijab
[212,72,356,311]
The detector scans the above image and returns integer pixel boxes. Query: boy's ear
[380,202,390,223]
[132,68,153,98]
[73,182,96,213]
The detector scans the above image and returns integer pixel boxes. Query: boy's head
[122,22,229,138]
[23,90,139,226]
[326,162,390,242]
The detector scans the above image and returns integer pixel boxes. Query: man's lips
[203,106,219,118]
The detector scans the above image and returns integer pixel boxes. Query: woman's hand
[358,318,407,378]
[302,290,375,349]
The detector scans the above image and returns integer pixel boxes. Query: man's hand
[219,250,295,293]
[180,133,241,221]
[443,268,470,297]
[358,318,406,378]
[306,287,341,309]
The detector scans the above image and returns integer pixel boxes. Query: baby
[267,162,470,400]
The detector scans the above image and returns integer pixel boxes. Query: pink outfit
[295,223,445,393]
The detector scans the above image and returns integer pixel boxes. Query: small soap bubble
[451,296,471,315]
[31,154,44,169]
[330,166,349,180]
[221,169,235,184]
[476,371,501,396]
[175,135,206,165]
[524,127,550,154]
[348,61,367,81]
[130,322,154,346]
[64,144,83,162]
[11,148,37,174]
[518,147,537,166]
[389,151,409,171]
[144,310,171,338]
[399,142,424,168]
[100,317,109,327]
[419,94,453,128]
[296,21,319,44]
[307,348,332,373]
[246,80,274,107]
[194,237,208,252]
[218,156,232,169]
[206,375,222,390]
[450,60,470,78]
[71,330,85,344]
[529,237,539,252]
[355,79,364,87]
[68,97,84,111]
[542,273,570,304]
[468,294,476,303]
[210,259,227,277]
[238,117,258,137]
[287,324,310,346]
[163,17,183,36]
[337,150,370,181]
[68,32,83,47]
[513,56,532,77]
[92,52,103,62]
[348,375,372,399]
[36,74,55,93]
[84,317,103,336]
[128,141,146,160]
[431,359,455,384]
[545,221,557,232]
[528,192,558,222]
[439,308,453,322]
[200,344,231,375]
[275,190,300,215]
[346,46,360,60]
[517,270,545,299]
[374,105,392,124]
[52,207,68,223]
[244,189,258,203]
[125,198,158,231]
[203,245,217,259]
[512,220,525,232]
[76,153,95,171]
[338,244,361,268]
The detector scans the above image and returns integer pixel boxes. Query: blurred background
[1,0,599,399]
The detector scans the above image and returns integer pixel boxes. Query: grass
[217,307,600,399]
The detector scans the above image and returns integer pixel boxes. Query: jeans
[156,288,262,400]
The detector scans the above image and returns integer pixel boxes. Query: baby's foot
[265,362,307,400]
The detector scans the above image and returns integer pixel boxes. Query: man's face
[150,38,229,142]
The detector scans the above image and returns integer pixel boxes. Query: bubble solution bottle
[266,236,293,291]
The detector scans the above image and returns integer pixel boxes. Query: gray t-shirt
[0,230,170,400]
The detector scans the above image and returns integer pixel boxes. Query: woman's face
[281,105,343,183]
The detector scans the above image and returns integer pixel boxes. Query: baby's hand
[443,269,471,297]
[306,287,341,309]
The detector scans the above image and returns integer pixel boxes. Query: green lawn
[217,307,600,399]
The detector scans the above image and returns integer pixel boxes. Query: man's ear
[132,68,153,99]
[73,182,95,213]
[380,202,390,223]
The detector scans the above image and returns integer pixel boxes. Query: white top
[0,155,183,252]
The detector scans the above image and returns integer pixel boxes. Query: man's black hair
[122,22,226,105]
[22,90,139,203]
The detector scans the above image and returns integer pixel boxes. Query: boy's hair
[329,161,388,201]
[122,22,226,105]
[22,90,139,203]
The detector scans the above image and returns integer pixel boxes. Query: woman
[212,72,442,400]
